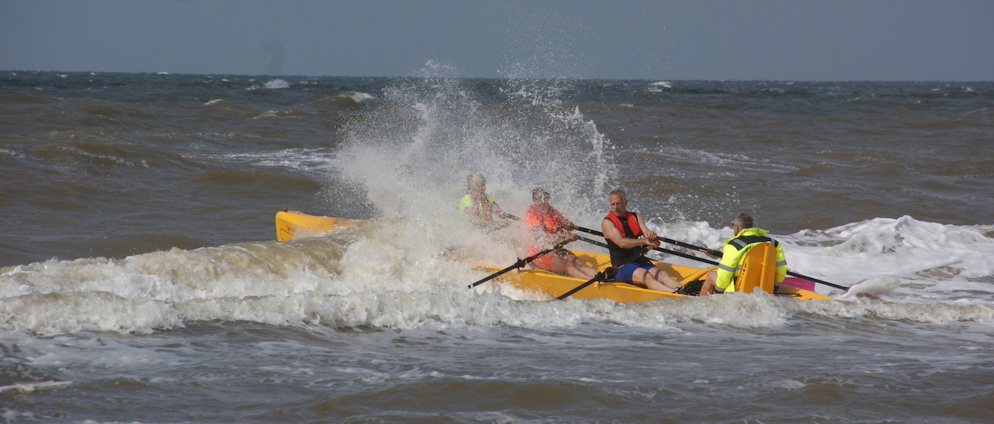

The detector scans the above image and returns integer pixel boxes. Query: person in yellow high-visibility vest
[699,213,787,296]
[458,173,516,230]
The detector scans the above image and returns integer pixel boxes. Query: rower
[699,213,787,296]
[458,173,516,231]
[600,189,683,293]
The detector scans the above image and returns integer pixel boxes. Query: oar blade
[835,275,901,299]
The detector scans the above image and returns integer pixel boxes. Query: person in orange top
[522,188,597,280]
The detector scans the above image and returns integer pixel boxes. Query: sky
[2,0,992,81]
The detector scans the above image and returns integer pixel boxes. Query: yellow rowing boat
[274,210,832,301]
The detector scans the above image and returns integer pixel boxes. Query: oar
[576,226,852,292]
[783,271,849,291]
[555,247,649,300]
[577,234,718,265]
[575,226,721,257]
[467,239,571,289]
[574,229,719,267]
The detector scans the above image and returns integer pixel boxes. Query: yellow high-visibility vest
[715,227,787,293]
[458,193,496,220]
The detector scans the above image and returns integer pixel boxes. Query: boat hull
[474,250,831,302]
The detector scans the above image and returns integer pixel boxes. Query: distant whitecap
[264,79,291,89]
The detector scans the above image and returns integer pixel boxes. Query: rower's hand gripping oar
[555,247,649,300]
[575,226,853,292]
[467,239,571,289]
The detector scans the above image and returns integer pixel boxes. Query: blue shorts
[615,258,656,282]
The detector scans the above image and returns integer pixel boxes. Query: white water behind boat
[1,69,993,422]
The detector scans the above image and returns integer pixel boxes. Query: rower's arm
[601,219,652,249]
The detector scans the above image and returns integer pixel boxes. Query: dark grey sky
[2,0,992,80]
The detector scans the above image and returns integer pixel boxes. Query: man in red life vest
[601,189,683,292]
[522,188,598,280]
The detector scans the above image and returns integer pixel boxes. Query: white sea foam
[660,146,797,173]
[264,79,290,89]
[648,81,672,92]
[0,381,72,394]
[188,148,341,173]
[245,79,291,91]
[339,91,375,103]
[786,216,994,301]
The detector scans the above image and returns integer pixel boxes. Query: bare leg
[551,252,597,280]
[631,267,678,292]
[699,270,718,296]
[646,268,682,292]
[566,256,597,280]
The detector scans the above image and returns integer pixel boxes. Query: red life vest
[605,210,642,238]
[603,210,645,266]
[524,205,568,257]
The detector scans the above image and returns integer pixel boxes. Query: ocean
[1,70,992,423]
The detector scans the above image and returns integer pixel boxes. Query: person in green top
[458,173,516,230]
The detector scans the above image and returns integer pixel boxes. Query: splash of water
[332,63,616,238]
